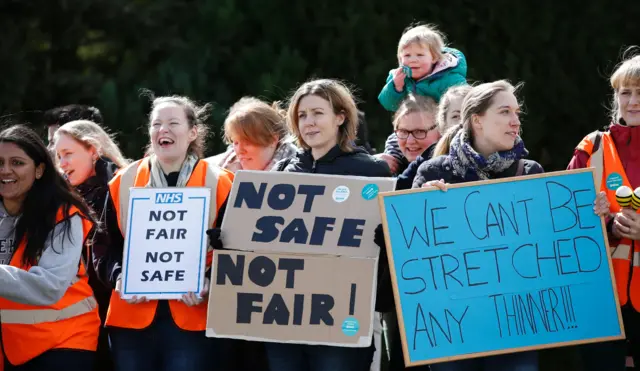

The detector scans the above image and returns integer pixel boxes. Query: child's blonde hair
[397,24,445,64]
[610,47,640,122]
[54,120,130,169]
[436,85,472,134]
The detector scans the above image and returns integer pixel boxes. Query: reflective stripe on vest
[116,158,221,236]
[0,296,97,325]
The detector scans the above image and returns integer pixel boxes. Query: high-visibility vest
[105,157,233,331]
[577,131,640,311]
[0,206,99,366]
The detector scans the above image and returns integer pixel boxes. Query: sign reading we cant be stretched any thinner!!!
[121,187,211,300]
[379,168,624,367]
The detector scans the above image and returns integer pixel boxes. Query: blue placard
[380,169,623,366]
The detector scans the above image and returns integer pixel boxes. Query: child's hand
[392,68,406,92]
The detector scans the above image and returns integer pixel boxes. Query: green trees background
[1,0,638,170]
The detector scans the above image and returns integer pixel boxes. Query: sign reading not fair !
[207,170,396,347]
[121,187,211,300]
[379,169,624,366]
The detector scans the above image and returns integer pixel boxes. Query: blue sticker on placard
[362,184,379,200]
[606,173,624,190]
[342,317,360,336]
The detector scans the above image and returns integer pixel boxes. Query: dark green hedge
[1,0,638,171]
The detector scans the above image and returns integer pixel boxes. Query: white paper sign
[121,187,211,299]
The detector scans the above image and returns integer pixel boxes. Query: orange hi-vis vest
[0,206,99,366]
[105,157,233,331]
[577,131,640,311]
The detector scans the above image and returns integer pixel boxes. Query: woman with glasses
[392,94,441,190]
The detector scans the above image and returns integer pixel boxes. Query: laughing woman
[0,125,99,371]
[94,95,235,371]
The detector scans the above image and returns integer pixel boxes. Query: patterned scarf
[149,153,198,188]
[448,129,528,180]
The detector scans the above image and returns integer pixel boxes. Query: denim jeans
[109,312,232,371]
[429,351,538,371]
[5,349,95,371]
[266,342,374,371]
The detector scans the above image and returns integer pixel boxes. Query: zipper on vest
[311,160,317,173]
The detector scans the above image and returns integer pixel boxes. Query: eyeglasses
[395,124,437,140]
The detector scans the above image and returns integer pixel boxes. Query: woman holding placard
[568,50,640,371]
[411,80,543,370]
[265,79,391,371]
[0,125,99,370]
[96,94,235,371]
[208,96,298,370]
[53,119,130,371]
[208,96,298,172]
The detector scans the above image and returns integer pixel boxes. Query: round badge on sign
[361,184,379,200]
[606,173,624,190]
[332,186,350,203]
[341,317,360,336]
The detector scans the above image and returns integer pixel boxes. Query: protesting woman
[53,120,130,371]
[0,125,99,370]
[209,96,297,172]
[267,79,390,371]
[95,95,235,370]
[568,51,640,371]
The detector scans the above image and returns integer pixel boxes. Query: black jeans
[5,349,94,371]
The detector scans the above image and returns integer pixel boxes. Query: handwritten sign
[121,187,211,299]
[207,170,396,346]
[378,169,624,366]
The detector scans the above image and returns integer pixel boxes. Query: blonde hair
[610,47,640,122]
[437,85,472,133]
[54,120,129,169]
[146,95,210,158]
[397,24,445,64]
[432,124,461,157]
[461,80,521,140]
[223,97,290,147]
[392,94,438,130]
[287,79,358,152]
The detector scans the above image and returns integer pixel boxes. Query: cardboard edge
[377,193,413,365]
[378,168,597,198]
[404,334,626,367]
[204,331,373,348]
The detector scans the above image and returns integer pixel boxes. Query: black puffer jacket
[413,154,544,188]
[278,144,390,176]
[277,145,396,312]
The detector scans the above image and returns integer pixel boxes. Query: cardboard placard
[208,250,376,346]
[219,170,396,258]
[121,187,211,299]
[379,169,624,366]
[207,171,396,346]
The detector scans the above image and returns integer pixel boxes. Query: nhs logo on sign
[155,192,184,204]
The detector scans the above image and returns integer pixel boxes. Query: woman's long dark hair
[0,125,96,266]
